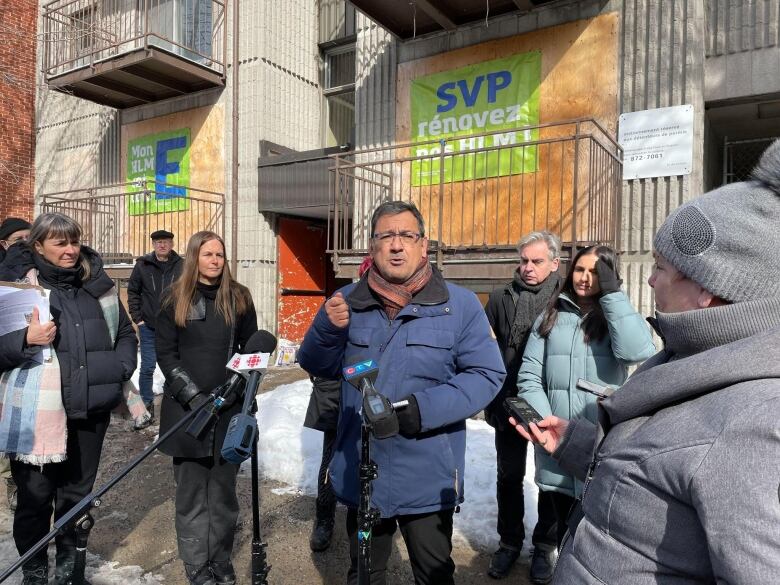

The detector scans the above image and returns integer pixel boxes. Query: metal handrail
[327,119,623,269]
[40,181,225,262]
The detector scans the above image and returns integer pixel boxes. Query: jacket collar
[346,264,449,311]
[139,250,182,267]
[0,243,113,298]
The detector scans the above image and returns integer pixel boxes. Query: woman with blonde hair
[155,231,257,585]
[0,212,137,585]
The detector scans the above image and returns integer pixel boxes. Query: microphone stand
[0,391,220,584]
[357,409,380,585]
[249,399,271,585]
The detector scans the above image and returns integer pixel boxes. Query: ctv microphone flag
[343,360,399,439]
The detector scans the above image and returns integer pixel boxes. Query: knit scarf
[509,271,561,349]
[0,269,149,464]
[367,258,433,319]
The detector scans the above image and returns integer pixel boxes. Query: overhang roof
[349,0,560,39]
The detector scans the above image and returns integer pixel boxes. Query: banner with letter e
[127,128,191,215]
[410,51,541,186]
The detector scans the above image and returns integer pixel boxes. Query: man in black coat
[127,229,183,427]
[484,231,562,583]
[0,216,30,511]
[0,217,31,264]
[303,376,340,552]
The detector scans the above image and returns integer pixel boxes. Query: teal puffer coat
[517,291,655,498]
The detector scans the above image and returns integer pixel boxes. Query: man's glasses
[372,231,423,245]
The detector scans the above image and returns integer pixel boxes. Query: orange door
[277,217,328,344]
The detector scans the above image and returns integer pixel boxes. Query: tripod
[248,399,271,585]
[1,389,226,584]
[357,412,380,585]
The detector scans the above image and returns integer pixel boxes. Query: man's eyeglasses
[372,231,423,245]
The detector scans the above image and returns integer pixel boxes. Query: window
[323,45,356,147]
[71,4,96,57]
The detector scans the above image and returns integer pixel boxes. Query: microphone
[186,330,278,440]
[221,331,278,463]
[343,359,399,439]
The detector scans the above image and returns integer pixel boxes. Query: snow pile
[129,356,165,396]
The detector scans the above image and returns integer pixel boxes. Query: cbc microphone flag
[226,352,271,374]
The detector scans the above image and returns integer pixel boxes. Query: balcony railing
[329,119,622,279]
[42,0,226,107]
[40,181,224,269]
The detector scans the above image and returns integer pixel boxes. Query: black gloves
[168,366,206,408]
[397,395,422,437]
[596,260,622,295]
[188,392,210,411]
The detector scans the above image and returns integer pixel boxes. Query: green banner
[127,129,191,215]
[410,52,541,186]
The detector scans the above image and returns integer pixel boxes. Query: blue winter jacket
[517,291,656,498]
[298,268,505,517]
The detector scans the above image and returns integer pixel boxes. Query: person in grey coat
[513,140,780,584]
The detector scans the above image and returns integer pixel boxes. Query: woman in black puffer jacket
[155,231,257,585]
[0,212,137,585]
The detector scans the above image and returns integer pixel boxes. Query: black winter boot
[487,544,520,579]
[53,548,92,585]
[309,516,335,552]
[185,563,217,585]
[529,546,558,584]
[21,559,48,585]
[210,560,236,585]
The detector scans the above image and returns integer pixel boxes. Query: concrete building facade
[28,0,780,339]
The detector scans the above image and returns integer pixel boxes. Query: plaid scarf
[0,269,148,465]
[367,258,433,319]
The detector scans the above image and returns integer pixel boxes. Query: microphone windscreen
[244,329,278,354]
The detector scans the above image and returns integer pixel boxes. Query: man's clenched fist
[325,292,350,328]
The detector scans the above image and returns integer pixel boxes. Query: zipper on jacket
[581,457,601,500]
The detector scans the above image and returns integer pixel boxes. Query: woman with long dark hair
[0,213,137,585]
[155,231,257,585]
[516,245,655,547]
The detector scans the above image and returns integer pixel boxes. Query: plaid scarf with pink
[0,269,148,464]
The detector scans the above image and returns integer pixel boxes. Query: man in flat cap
[0,217,31,264]
[128,229,183,429]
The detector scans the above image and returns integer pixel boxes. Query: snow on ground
[0,356,167,584]
[0,377,538,582]
[254,379,539,553]
[0,507,163,585]
[128,356,166,396]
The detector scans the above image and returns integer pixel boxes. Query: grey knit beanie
[653,139,780,303]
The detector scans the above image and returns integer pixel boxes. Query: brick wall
[0,2,37,221]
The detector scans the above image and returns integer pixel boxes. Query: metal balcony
[42,0,226,108]
[328,119,622,280]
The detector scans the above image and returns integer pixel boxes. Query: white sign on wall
[618,104,694,180]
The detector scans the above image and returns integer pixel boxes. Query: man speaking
[298,201,505,584]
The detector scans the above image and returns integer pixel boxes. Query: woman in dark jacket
[155,230,257,585]
[0,212,137,585]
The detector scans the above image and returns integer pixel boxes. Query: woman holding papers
[155,230,257,585]
[0,212,137,585]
